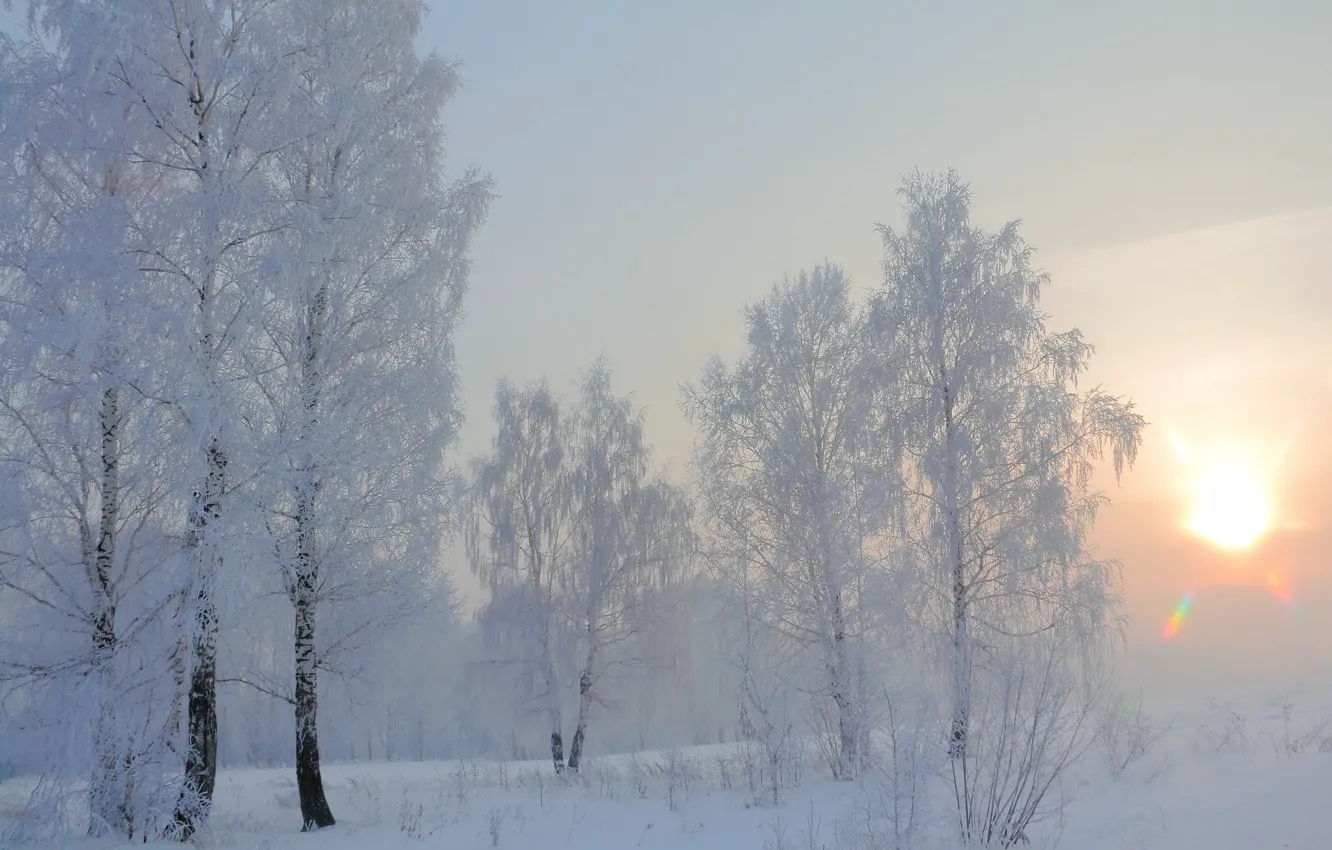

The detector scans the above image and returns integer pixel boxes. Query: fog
[0,2,1327,846]
[435,1,1332,699]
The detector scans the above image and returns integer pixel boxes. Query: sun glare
[1170,433,1278,551]
[1185,462,1273,549]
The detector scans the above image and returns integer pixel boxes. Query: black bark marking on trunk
[293,280,334,830]
[179,634,217,828]
[89,387,129,837]
[551,731,565,775]
[175,40,226,837]
[175,441,225,838]
[941,378,969,762]
[829,594,858,780]
[566,670,593,773]
[948,580,969,761]
[295,578,334,829]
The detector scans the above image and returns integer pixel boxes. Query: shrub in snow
[1273,697,1331,757]
[713,750,736,790]
[397,797,423,839]
[627,752,652,800]
[584,757,621,799]
[664,747,700,811]
[1099,695,1169,780]
[949,634,1102,848]
[343,775,385,826]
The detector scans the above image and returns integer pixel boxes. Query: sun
[1170,432,1278,551]
[1184,461,1273,549]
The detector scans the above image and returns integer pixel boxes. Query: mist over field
[0,2,1327,848]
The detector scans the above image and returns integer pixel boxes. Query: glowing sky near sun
[1167,430,1288,551]
[1155,427,1313,642]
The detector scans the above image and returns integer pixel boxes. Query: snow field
[7,690,1327,850]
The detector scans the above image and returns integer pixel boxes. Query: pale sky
[423,1,1332,693]
[425,0,1331,462]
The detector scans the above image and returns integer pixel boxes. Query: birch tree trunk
[293,284,335,829]
[566,664,596,774]
[942,382,971,760]
[567,489,609,776]
[528,538,565,774]
[828,593,857,779]
[89,385,125,836]
[177,257,225,837]
[177,437,223,836]
[293,536,333,828]
[176,73,225,833]
[538,615,565,774]
[567,592,602,774]
[818,487,857,779]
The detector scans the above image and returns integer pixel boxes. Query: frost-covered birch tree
[23,0,301,830]
[0,32,183,840]
[469,363,693,775]
[251,0,490,827]
[722,536,799,805]
[467,379,572,773]
[685,265,887,779]
[563,363,694,773]
[868,171,1144,760]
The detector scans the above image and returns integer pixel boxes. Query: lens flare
[1265,571,1296,610]
[1164,575,1299,642]
[1162,592,1195,640]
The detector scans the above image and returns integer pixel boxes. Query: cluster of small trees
[686,172,1144,843]
[0,0,487,840]
[467,363,695,775]
[464,172,1143,845]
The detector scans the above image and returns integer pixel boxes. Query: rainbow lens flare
[1164,574,1300,641]
[1265,571,1298,614]
[1162,592,1195,640]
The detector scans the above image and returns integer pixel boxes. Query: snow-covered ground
[3,690,1328,850]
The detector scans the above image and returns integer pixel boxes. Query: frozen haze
[1,1,1329,847]
[426,0,1332,698]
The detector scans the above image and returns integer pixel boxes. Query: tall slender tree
[563,362,694,773]
[468,379,572,774]
[26,0,299,830]
[869,171,1144,759]
[0,31,181,839]
[468,363,693,775]
[685,265,886,779]
[254,0,491,827]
